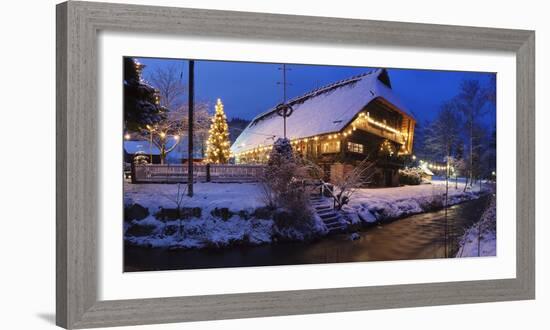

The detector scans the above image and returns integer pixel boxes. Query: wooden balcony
[353,117,407,145]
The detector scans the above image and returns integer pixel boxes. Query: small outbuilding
[124,140,161,164]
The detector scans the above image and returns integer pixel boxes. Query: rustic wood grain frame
[56,1,535,328]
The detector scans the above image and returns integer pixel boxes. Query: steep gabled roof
[230,68,414,154]
[124,140,160,155]
[124,138,203,160]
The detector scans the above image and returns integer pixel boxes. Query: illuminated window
[347,142,364,154]
[322,141,341,154]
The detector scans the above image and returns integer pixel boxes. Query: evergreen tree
[123,57,165,132]
[205,98,231,163]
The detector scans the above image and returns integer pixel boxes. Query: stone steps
[310,196,346,234]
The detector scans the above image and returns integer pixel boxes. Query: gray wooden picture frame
[56,1,535,328]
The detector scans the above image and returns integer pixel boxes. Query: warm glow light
[124,133,131,140]
[366,117,401,135]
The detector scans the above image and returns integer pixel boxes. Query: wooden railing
[317,179,344,210]
[132,164,265,183]
[354,118,406,145]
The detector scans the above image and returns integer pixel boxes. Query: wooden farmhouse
[230,69,416,187]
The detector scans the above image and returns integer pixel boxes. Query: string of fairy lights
[234,110,411,159]
[417,159,456,175]
[204,98,232,163]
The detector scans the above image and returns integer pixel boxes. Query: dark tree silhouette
[146,64,186,111]
[123,57,166,132]
[455,80,489,188]
[424,102,462,257]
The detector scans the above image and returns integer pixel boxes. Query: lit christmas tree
[205,98,231,163]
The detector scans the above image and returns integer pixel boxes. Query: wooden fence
[131,164,265,183]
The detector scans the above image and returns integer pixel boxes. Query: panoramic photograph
[122,57,497,272]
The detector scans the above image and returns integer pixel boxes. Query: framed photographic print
[56,1,535,328]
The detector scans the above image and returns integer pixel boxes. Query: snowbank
[347,179,490,223]
[125,215,274,249]
[455,196,496,257]
[124,182,325,249]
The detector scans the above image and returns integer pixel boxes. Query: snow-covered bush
[272,184,317,240]
[259,138,318,239]
[258,138,295,208]
[133,151,149,165]
[398,167,423,185]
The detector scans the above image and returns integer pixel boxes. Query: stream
[124,195,491,272]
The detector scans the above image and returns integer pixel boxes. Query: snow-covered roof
[231,69,414,154]
[421,166,434,176]
[124,140,160,155]
[124,139,204,160]
[166,137,204,161]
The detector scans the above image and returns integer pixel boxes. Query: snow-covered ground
[346,179,491,224]
[124,182,265,213]
[455,196,496,257]
[124,182,325,249]
[124,179,492,249]
[124,182,273,249]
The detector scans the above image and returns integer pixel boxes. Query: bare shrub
[160,184,187,240]
[332,157,376,209]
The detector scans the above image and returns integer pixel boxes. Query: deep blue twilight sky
[136,57,496,127]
